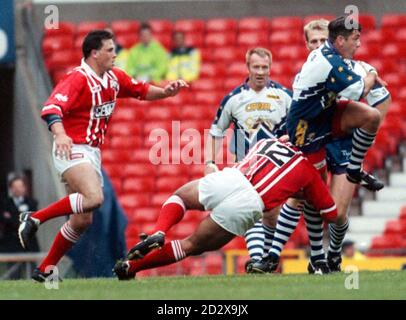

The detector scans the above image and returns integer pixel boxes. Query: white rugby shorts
[198,167,265,236]
[52,143,104,187]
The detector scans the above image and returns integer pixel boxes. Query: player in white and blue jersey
[287,15,383,191]
[249,18,391,275]
[204,47,293,262]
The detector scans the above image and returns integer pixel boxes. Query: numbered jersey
[235,138,336,215]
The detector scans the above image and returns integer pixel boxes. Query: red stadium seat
[269,30,303,45]
[119,193,150,209]
[115,34,138,49]
[111,20,140,35]
[122,177,155,193]
[110,136,142,149]
[199,62,226,78]
[193,91,223,106]
[123,163,157,178]
[400,206,406,221]
[154,33,172,49]
[363,147,384,172]
[144,121,174,136]
[181,104,215,120]
[45,50,82,72]
[42,36,74,57]
[191,78,224,92]
[373,130,398,156]
[206,18,238,33]
[271,61,294,76]
[113,106,145,121]
[381,14,406,29]
[184,32,205,48]
[145,105,181,120]
[382,43,406,59]
[395,28,406,42]
[223,77,243,93]
[227,62,248,78]
[370,235,403,250]
[238,17,270,32]
[303,14,335,25]
[43,21,76,38]
[273,45,307,61]
[204,254,223,275]
[358,14,376,31]
[157,164,187,176]
[148,19,174,35]
[205,32,237,48]
[155,177,189,192]
[353,44,380,60]
[109,121,143,136]
[270,16,303,31]
[384,220,406,236]
[237,31,269,47]
[103,164,124,178]
[77,21,108,36]
[174,19,206,33]
[169,222,196,239]
[134,207,160,223]
[151,192,172,207]
[211,46,245,63]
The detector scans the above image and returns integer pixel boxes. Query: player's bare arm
[145,79,189,100]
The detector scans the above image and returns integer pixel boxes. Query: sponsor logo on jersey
[94,101,116,118]
[245,102,272,111]
[266,94,280,99]
[55,93,68,102]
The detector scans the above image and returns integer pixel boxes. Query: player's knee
[71,214,93,233]
[181,238,203,256]
[365,108,381,128]
[85,191,104,210]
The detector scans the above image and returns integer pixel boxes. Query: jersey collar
[81,59,109,88]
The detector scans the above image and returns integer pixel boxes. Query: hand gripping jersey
[235,139,337,221]
[210,80,292,160]
[41,60,150,147]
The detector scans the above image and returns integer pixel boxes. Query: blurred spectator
[114,42,130,70]
[166,31,201,82]
[342,240,366,260]
[0,174,39,279]
[126,22,168,83]
[0,174,39,253]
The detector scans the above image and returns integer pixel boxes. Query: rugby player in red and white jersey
[113,138,338,280]
[18,30,188,282]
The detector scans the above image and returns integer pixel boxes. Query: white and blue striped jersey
[210,80,292,160]
[290,40,365,120]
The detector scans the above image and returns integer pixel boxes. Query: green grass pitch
[1,271,405,300]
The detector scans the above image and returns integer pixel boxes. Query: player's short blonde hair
[245,47,272,66]
[303,19,329,41]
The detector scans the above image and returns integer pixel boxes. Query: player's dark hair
[82,30,114,59]
[328,15,362,42]
[139,22,153,33]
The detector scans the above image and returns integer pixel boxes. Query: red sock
[152,195,186,234]
[128,240,186,274]
[32,193,84,224]
[38,222,81,272]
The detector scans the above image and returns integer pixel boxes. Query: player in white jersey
[18,30,188,282]
[250,18,391,274]
[204,47,294,262]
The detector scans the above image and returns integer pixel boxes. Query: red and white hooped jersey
[234,138,336,217]
[42,60,149,147]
